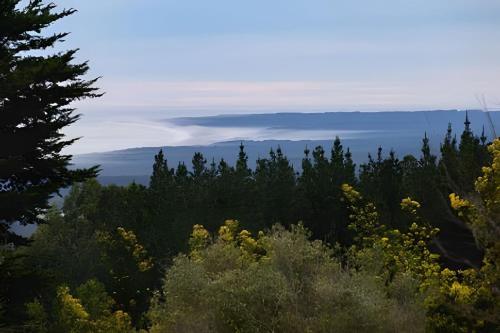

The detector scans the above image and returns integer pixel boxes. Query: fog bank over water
[69,110,500,181]
[66,119,371,155]
[65,109,499,155]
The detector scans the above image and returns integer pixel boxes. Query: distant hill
[72,110,499,186]
[169,109,495,131]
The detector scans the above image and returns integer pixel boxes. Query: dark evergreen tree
[302,146,312,173]
[217,158,232,177]
[148,150,175,256]
[149,149,173,192]
[458,112,478,191]
[191,152,207,180]
[297,138,355,244]
[400,133,441,210]
[375,130,483,269]
[434,117,488,268]
[189,152,213,230]
[330,137,344,173]
[420,132,436,168]
[439,123,460,191]
[359,148,405,229]
[343,147,356,185]
[235,142,251,179]
[456,112,490,192]
[254,146,296,228]
[0,0,100,233]
[175,162,189,183]
[210,158,238,228]
[208,158,217,179]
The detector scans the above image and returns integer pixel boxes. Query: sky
[42,0,500,153]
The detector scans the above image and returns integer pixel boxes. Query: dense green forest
[2,1,500,332]
[2,120,500,332]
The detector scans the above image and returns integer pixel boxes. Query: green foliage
[141,119,489,270]
[17,183,157,328]
[360,122,488,268]
[254,146,297,229]
[26,280,134,333]
[95,226,156,322]
[148,221,426,333]
[2,92,496,332]
[341,184,441,291]
[22,204,102,285]
[296,137,356,244]
[0,0,100,229]
[425,138,500,332]
[343,139,500,332]
[26,299,48,333]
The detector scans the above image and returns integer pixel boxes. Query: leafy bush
[26,279,135,333]
[148,220,426,333]
[425,139,500,332]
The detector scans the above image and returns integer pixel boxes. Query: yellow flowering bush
[26,280,134,333]
[343,162,500,332]
[474,139,500,212]
[189,220,265,263]
[449,193,470,210]
[188,224,211,261]
[433,139,500,332]
[342,184,440,290]
[117,227,154,272]
[218,219,239,242]
[238,229,259,258]
[56,286,91,331]
[401,197,421,215]
[449,193,471,217]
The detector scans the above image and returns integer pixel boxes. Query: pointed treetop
[345,147,352,158]
[422,132,430,149]
[481,125,487,145]
[276,145,283,155]
[191,152,207,178]
[377,147,383,162]
[464,111,471,131]
[236,142,251,177]
[151,149,169,175]
[175,162,188,178]
[420,131,437,166]
[304,145,310,157]
[209,158,217,174]
[389,149,395,158]
[269,148,276,161]
[444,123,453,143]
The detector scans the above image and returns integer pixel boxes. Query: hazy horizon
[65,110,499,155]
[48,0,500,153]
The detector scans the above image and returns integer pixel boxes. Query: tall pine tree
[0,0,100,232]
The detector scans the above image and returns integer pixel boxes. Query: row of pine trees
[145,114,490,268]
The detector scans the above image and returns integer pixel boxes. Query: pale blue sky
[49,0,500,113]
[42,0,500,153]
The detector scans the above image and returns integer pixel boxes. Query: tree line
[1,1,499,332]
[144,115,490,269]
[2,117,496,331]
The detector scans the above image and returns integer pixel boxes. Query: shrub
[148,221,426,333]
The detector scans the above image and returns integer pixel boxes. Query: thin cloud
[78,79,499,112]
